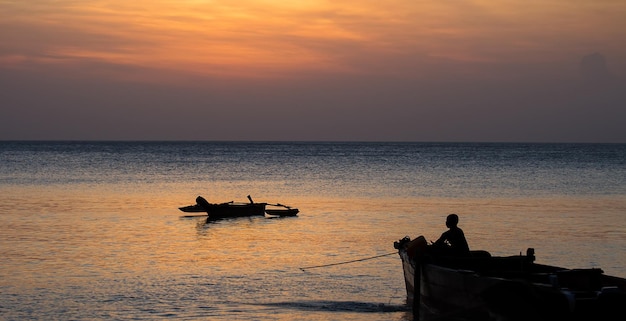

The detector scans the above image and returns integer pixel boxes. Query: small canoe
[179,195,299,218]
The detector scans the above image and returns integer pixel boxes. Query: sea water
[1,141,625,320]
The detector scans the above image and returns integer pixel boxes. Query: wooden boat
[394,235,626,321]
[179,195,298,219]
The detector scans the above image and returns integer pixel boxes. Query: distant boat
[394,235,626,320]
[179,195,298,219]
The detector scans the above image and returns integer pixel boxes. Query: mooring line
[299,252,396,271]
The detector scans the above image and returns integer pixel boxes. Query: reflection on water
[2,189,625,320]
[1,142,625,320]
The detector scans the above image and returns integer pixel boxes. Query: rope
[299,252,397,271]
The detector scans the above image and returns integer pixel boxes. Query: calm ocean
[1,141,625,320]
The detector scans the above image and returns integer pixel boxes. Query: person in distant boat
[433,214,470,255]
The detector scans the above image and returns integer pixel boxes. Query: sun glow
[2,1,625,81]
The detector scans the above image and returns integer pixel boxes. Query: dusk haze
[2,3,626,320]
[1,1,625,142]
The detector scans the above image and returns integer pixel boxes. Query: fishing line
[299,252,396,271]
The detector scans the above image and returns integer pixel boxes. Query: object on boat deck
[394,235,626,321]
[179,195,298,218]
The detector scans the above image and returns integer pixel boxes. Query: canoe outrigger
[179,195,299,219]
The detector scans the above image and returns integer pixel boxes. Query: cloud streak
[1,1,625,142]
[4,1,624,78]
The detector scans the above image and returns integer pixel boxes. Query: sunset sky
[1,1,625,142]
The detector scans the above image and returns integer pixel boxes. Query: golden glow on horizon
[1,0,625,80]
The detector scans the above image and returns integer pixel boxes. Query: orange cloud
[1,1,625,81]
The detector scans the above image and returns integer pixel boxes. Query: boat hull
[202,203,267,218]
